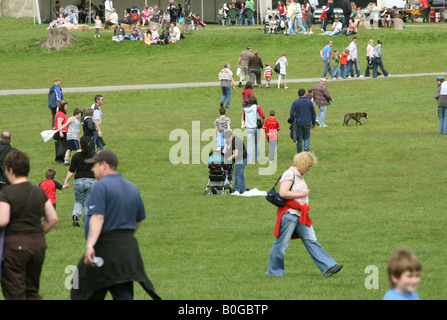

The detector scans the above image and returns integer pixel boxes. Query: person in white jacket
[242,96,265,163]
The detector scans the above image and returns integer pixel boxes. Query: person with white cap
[435,76,447,134]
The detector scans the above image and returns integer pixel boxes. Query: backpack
[132,12,138,21]
[274,62,281,74]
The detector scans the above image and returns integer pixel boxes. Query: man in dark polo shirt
[290,89,316,153]
[70,150,160,300]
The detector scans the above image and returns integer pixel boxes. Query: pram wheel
[218,189,226,195]
[204,188,213,196]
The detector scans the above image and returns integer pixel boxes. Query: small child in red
[263,109,280,162]
[264,63,273,89]
[39,168,68,209]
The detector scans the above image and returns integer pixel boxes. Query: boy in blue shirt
[382,249,421,300]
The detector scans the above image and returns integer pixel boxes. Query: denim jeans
[340,64,348,78]
[286,17,296,34]
[233,158,247,194]
[439,107,447,134]
[246,128,260,162]
[92,131,104,151]
[73,178,96,220]
[372,58,389,78]
[347,59,361,77]
[267,212,337,276]
[220,86,232,108]
[297,125,311,152]
[317,106,327,126]
[332,65,340,78]
[321,61,332,78]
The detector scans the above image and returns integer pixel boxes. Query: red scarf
[273,200,312,239]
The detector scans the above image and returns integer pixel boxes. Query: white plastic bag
[40,130,57,143]
[236,67,241,77]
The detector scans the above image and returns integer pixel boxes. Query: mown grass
[0,18,446,300]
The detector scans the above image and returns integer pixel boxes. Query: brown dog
[343,112,368,126]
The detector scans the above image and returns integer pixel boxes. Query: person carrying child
[214,107,231,149]
[383,249,421,300]
[263,110,280,163]
[39,168,68,209]
[264,62,273,89]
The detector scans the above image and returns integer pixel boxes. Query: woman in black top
[63,136,96,227]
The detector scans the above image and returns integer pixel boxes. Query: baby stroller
[263,14,280,34]
[131,6,140,23]
[204,150,234,195]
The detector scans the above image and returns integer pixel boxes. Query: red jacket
[274,200,312,239]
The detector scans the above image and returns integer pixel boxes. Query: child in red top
[340,48,349,79]
[39,168,68,209]
[263,109,280,162]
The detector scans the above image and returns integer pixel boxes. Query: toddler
[39,168,68,209]
[264,63,273,89]
[262,109,280,162]
[214,107,231,149]
[94,16,102,38]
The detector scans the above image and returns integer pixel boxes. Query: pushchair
[130,6,140,23]
[204,150,234,195]
[263,14,280,34]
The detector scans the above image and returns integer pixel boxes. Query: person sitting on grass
[112,23,125,42]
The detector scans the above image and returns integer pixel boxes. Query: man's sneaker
[316,119,320,125]
[324,264,343,277]
[72,216,80,227]
[319,124,327,127]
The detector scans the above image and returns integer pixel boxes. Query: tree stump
[39,27,80,51]
[394,18,404,30]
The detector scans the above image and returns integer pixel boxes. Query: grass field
[0,18,446,300]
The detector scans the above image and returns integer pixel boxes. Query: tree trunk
[38,27,80,51]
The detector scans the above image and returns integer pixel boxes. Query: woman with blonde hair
[267,152,343,277]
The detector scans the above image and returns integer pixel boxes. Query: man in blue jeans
[320,40,333,78]
[91,95,104,151]
[289,89,316,153]
[223,130,247,194]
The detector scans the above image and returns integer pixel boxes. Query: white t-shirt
[280,166,309,215]
[91,103,102,125]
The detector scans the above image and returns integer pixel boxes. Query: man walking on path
[237,45,253,87]
[290,89,316,153]
[313,78,334,127]
[320,40,333,79]
[48,78,63,127]
[347,37,363,78]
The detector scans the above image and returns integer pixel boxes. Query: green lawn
[0,18,446,300]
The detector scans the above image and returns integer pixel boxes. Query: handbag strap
[273,172,296,189]
[15,185,35,220]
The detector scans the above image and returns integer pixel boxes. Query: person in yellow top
[286,0,296,35]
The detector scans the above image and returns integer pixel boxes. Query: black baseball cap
[85,150,118,167]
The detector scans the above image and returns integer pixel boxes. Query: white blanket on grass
[231,188,267,196]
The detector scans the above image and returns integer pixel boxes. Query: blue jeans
[220,86,231,108]
[340,64,348,78]
[267,212,337,276]
[286,17,296,34]
[347,59,361,77]
[245,128,260,162]
[372,58,389,78]
[297,125,311,152]
[233,159,247,194]
[321,61,332,78]
[73,178,96,220]
[332,65,340,78]
[92,131,104,151]
[439,107,447,134]
[317,106,327,126]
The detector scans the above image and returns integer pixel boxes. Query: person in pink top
[141,5,151,26]
[419,0,431,23]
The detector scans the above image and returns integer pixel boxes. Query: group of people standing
[321,37,390,80]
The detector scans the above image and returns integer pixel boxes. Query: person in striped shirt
[264,62,273,88]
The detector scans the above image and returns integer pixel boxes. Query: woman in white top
[276,52,288,89]
[365,39,374,77]
[267,152,343,277]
